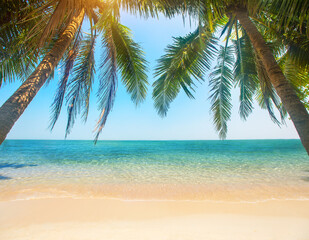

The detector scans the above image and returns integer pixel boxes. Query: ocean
[0,139,308,201]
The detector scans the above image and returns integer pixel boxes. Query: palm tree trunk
[0,9,85,145]
[234,9,309,155]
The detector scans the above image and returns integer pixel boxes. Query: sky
[0,11,299,141]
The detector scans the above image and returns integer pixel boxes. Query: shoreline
[1,198,309,240]
[1,139,308,239]
[2,182,309,202]
[3,195,309,203]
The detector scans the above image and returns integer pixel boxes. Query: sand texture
[0,198,309,240]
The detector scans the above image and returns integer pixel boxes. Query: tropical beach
[1,0,309,239]
[1,140,309,202]
[1,140,309,239]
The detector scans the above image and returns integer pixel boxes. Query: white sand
[0,198,309,240]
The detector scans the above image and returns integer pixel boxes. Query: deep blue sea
[0,139,308,201]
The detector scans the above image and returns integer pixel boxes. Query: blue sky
[0,12,299,140]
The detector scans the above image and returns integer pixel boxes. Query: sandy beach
[1,140,308,239]
[0,198,308,240]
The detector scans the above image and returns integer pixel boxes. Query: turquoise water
[0,140,308,201]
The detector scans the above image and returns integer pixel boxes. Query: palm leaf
[268,0,309,37]
[32,0,83,49]
[209,45,234,139]
[233,26,258,120]
[281,56,309,110]
[49,30,82,130]
[65,34,96,137]
[252,13,309,69]
[110,20,149,105]
[0,0,49,85]
[153,26,217,117]
[94,25,118,142]
[120,0,159,18]
[286,39,309,70]
[254,53,287,125]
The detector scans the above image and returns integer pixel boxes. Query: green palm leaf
[153,26,217,117]
[65,34,96,137]
[94,17,149,141]
[268,0,309,37]
[254,53,286,125]
[0,0,49,86]
[94,25,118,142]
[286,40,309,69]
[209,45,234,139]
[233,27,258,120]
[120,0,159,18]
[49,31,81,130]
[282,57,309,110]
[110,20,149,105]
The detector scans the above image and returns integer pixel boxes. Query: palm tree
[152,0,309,154]
[0,0,162,144]
[0,1,85,144]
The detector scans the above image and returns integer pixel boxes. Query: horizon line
[4,138,299,141]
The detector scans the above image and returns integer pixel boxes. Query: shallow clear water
[0,140,308,201]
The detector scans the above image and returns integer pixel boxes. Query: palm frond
[94,26,118,143]
[282,57,309,111]
[209,45,234,139]
[268,0,309,37]
[197,0,226,30]
[120,0,159,18]
[252,13,309,69]
[247,0,267,16]
[0,33,36,86]
[254,53,286,125]
[153,26,217,117]
[65,34,96,137]
[110,20,148,105]
[33,0,83,49]
[286,39,309,69]
[220,16,235,38]
[0,0,48,85]
[233,26,258,120]
[49,31,81,130]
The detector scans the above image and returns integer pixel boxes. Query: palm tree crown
[0,0,168,142]
[152,0,309,153]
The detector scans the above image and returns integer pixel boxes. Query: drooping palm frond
[243,17,290,123]
[267,0,309,37]
[153,26,217,116]
[49,30,82,130]
[110,20,149,105]
[65,34,96,137]
[94,25,118,143]
[0,32,37,86]
[285,39,309,70]
[209,45,234,139]
[233,26,258,120]
[281,57,309,111]
[252,12,309,69]
[254,53,287,125]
